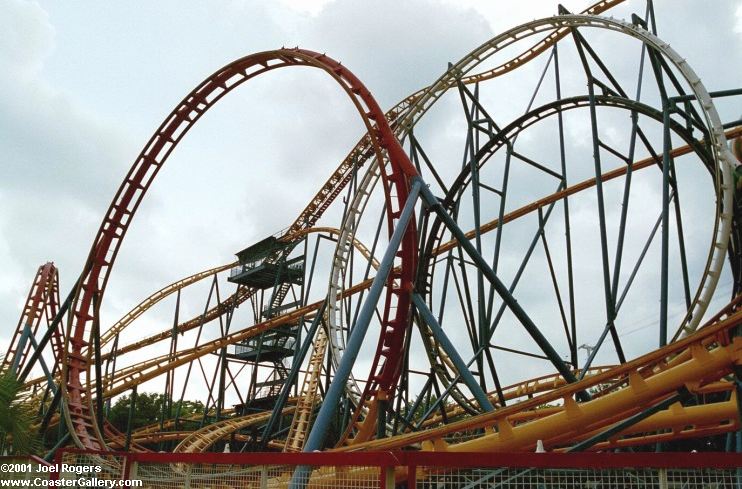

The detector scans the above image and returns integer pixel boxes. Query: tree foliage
[108,392,204,432]
[0,364,41,455]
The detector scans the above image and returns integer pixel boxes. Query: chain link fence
[50,449,742,488]
[0,456,51,482]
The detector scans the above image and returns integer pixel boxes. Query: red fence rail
[49,449,742,488]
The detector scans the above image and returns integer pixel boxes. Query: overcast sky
[2,0,742,404]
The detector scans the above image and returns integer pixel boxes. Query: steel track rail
[61,48,418,451]
[330,12,734,448]
[78,1,622,421]
[284,328,329,452]
[65,127,740,408]
[56,1,740,456]
[332,300,742,452]
[52,1,621,451]
[4,263,61,374]
[173,407,295,453]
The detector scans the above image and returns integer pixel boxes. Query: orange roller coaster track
[14,0,742,461]
[61,48,419,451]
[4,263,62,375]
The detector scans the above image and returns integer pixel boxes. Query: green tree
[108,392,204,432]
[0,364,41,455]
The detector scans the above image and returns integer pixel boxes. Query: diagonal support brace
[260,301,326,448]
[417,179,589,401]
[302,179,422,453]
[412,293,495,412]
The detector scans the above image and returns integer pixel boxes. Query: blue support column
[412,293,494,412]
[418,182,587,400]
[25,329,57,394]
[659,100,673,348]
[289,179,422,489]
[10,324,32,374]
[302,178,422,453]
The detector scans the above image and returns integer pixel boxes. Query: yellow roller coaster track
[59,0,622,389]
[54,124,738,413]
[174,407,295,453]
[284,328,329,452]
[331,302,742,453]
[99,227,376,362]
[36,0,742,455]
[98,262,236,350]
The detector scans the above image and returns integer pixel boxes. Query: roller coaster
[5,0,742,473]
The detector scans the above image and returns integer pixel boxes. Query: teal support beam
[412,293,494,412]
[302,179,422,453]
[418,182,588,401]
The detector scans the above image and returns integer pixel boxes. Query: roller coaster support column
[302,179,422,453]
[10,325,32,374]
[43,433,70,463]
[659,98,672,347]
[24,329,56,394]
[124,386,137,452]
[412,293,494,412]
[19,282,76,385]
[417,181,589,401]
[260,301,327,449]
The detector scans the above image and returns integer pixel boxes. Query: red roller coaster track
[4,262,61,374]
[61,48,419,450]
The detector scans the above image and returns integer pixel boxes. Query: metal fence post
[49,450,62,481]
[380,465,394,489]
[184,465,191,489]
[407,465,417,489]
[658,468,668,489]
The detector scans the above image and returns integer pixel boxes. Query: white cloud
[0,0,54,78]
[278,0,334,16]
[3,0,742,432]
[0,0,134,347]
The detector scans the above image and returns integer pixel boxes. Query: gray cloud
[0,0,135,348]
[3,0,741,413]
